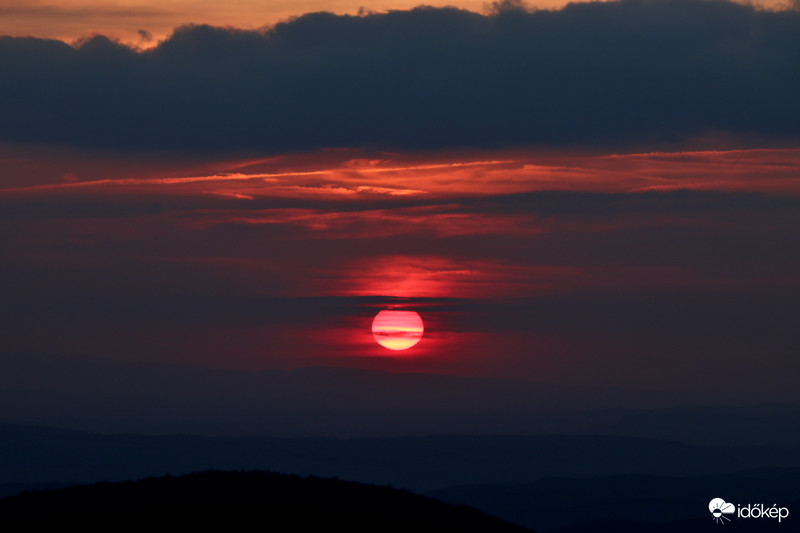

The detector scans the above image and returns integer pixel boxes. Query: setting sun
[371,310,424,351]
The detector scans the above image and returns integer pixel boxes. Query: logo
[709,498,735,524]
[709,497,790,525]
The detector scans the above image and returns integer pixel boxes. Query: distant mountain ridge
[3,426,798,531]
[3,352,800,446]
[3,423,800,494]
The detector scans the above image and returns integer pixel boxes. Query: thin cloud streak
[0,159,510,197]
[2,149,798,199]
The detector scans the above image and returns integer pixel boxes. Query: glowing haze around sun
[371,310,424,351]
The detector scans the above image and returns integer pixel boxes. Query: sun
[371,310,424,351]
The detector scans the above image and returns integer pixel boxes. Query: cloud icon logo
[709,498,735,524]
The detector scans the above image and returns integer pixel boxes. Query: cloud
[0,0,798,152]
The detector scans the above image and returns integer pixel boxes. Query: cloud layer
[1,0,799,151]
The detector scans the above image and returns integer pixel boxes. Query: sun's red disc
[371,310,424,350]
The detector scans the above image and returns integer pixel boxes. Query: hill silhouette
[0,470,532,531]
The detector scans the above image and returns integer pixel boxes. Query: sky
[1,0,799,405]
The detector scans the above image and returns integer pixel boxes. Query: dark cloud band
[1,0,799,151]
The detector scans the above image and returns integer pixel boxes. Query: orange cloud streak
[3,148,799,199]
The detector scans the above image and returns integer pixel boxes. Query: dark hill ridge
[0,470,532,531]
